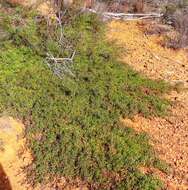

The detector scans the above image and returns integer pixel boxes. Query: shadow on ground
[0,164,12,190]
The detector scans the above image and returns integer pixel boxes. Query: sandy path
[107,21,188,190]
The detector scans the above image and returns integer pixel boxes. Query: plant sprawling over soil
[0,6,170,189]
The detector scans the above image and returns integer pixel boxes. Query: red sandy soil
[107,21,188,190]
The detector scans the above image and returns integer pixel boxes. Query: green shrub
[0,7,170,189]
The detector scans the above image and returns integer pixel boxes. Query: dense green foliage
[0,7,170,189]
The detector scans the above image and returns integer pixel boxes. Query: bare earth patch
[0,117,33,190]
[107,21,188,190]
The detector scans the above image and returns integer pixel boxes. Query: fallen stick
[104,12,162,17]
[86,9,163,21]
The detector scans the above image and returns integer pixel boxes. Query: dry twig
[87,9,163,21]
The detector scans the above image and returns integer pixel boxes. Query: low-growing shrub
[0,6,170,189]
[163,1,188,48]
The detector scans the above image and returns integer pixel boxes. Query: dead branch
[44,8,76,79]
[46,51,76,78]
[86,9,163,21]
[46,51,76,62]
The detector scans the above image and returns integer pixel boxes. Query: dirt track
[107,21,188,190]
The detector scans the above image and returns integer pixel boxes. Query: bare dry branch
[87,8,163,21]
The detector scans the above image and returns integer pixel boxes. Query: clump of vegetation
[163,0,188,49]
[94,0,145,13]
[0,6,170,189]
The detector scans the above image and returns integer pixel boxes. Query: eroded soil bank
[0,117,33,190]
[107,21,188,190]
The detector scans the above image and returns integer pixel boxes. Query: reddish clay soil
[0,117,34,190]
[107,21,188,190]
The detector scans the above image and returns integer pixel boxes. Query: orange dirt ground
[0,117,33,190]
[107,21,188,190]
